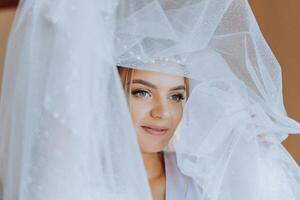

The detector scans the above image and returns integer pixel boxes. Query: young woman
[118,66,202,200]
[1,0,300,200]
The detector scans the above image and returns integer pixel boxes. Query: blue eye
[170,94,185,102]
[131,89,151,98]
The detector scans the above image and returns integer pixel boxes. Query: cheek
[129,99,151,125]
[170,103,184,127]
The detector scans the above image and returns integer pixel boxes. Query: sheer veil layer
[0,0,300,200]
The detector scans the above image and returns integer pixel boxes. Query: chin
[140,142,168,153]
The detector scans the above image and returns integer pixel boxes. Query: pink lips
[141,125,169,136]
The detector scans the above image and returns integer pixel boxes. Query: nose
[150,98,171,119]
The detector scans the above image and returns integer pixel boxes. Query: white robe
[164,152,203,200]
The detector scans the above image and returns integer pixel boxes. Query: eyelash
[131,89,185,102]
[131,89,151,98]
[171,93,185,102]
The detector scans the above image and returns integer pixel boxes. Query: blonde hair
[117,66,190,100]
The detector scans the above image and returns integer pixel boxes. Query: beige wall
[249,0,300,164]
[0,8,15,88]
[0,2,300,163]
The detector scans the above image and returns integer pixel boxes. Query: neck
[142,151,165,180]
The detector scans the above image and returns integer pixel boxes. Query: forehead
[132,69,185,88]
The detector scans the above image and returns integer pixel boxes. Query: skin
[119,68,187,200]
[118,67,274,200]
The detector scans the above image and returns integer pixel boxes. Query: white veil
[1,0,300,199]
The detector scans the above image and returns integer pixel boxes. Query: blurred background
[0,0,299,164]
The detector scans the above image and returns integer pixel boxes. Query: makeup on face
[119,68,187,153]
[130,79,186,103]
[141,125,170,136]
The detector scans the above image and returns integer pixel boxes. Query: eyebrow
[130,79,186,91]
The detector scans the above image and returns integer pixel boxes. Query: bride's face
[119,68,187,153]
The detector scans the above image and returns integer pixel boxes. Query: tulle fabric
[116,1,300,198]
[1,0,300,200]
[0,0,151,199]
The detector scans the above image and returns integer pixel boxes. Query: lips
[141,125,169,136]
